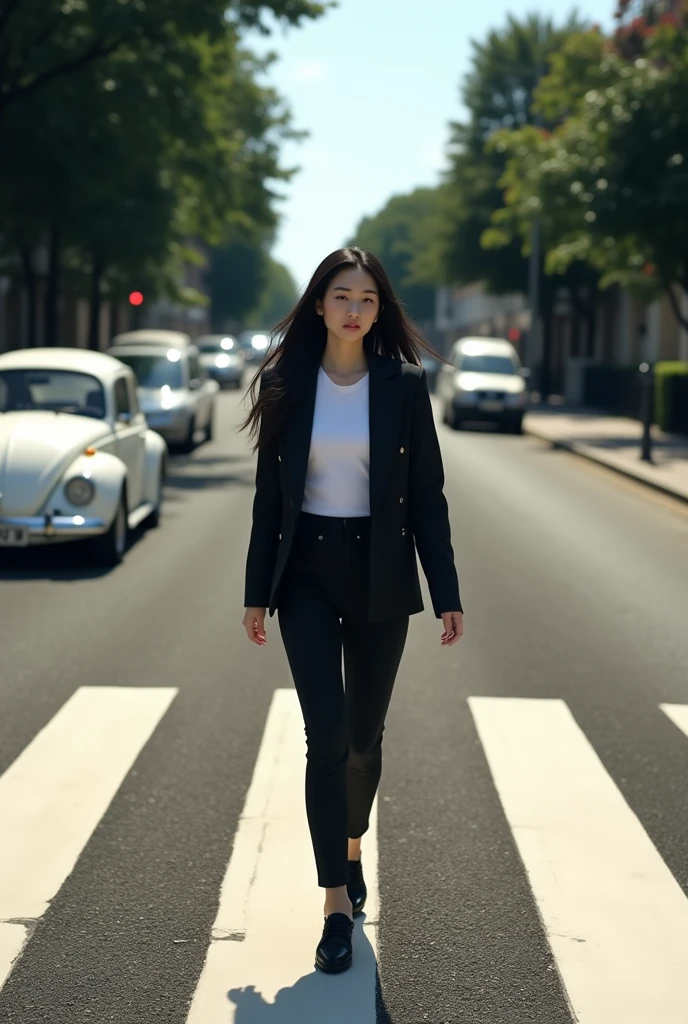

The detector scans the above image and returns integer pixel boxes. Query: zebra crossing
[1,687,688,1021]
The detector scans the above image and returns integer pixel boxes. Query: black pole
[639,361,654,463]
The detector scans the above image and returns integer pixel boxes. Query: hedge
[654,362,688,433]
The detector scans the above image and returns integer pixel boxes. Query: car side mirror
[189,378,202,390]
[117,411,132,424]
[520,367,531,378]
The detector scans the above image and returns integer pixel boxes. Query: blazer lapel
[280,358,319,513]
[368,350,403,512]
[280,350,402,516]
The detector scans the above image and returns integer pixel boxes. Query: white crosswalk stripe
[0,686,178,992]
[186,688,380,1023]
[2,688,688,1021]
[659,703,688,740]
[469,696,688,1024]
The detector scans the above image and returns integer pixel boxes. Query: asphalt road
[1,388,688,1023]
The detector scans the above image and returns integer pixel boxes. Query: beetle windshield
[0,369,106,418]
[113,353,184,389]
[459,355,518,375]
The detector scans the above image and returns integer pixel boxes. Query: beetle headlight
[65,476,96,507]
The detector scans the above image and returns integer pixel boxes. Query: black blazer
[244,350,462,622]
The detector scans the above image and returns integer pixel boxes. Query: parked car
[237,330,273,364]
[0,348,167,565]
[108,331,219,452]
[437,337,530,433]
[195,334,244,389]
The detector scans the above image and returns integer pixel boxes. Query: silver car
[437,337,530,434]
[196,334,245,389]
[237,329,274,365]
[108,331,219,452]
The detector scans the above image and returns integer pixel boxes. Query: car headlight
[65,476,96,506]
[215,355,231,368]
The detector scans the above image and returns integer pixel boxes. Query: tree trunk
[20,248,37,348]
[44,225,61,346]
[88,249,104,350]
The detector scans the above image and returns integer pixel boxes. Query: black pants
[277,511,409,888]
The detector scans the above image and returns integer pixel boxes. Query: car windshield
[459,354,517,375]
[0,369,107,418]
[113,353,184,389]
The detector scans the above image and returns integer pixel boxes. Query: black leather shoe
[315,913,354,973]
[347,858,367,915]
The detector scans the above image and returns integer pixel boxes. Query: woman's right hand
[243,607,267,646]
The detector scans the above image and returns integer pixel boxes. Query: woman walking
[241,247,463,974]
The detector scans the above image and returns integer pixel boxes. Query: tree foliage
[0,0,330,115]
[348,188,443,323]
[245,258,298,327]
[491,23,688,329]
[438,13,590,294]
[0,0,325,343]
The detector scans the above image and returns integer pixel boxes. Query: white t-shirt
[301,366,370,517]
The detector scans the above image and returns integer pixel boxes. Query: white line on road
[469,696,688,1024]
[659,703,688,740]
[186,688,379,1023]
[0,686,178,992]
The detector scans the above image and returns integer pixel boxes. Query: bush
[654,362,688,432]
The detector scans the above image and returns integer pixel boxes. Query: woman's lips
[343,324,361,330]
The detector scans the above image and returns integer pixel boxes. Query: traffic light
[128,291,144,307]
[507,328,522,343]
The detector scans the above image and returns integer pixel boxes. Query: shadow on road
[165,450,255,493]
[0,524,149,581]
[224,915,390,1024]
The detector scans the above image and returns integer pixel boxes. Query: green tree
[492,23,688,332]
[245,258,298,327]
[438,12,590,294]
[0,10,313,345]
[207,228,271,329]
[348,188,442,323]
[0,0,329,118]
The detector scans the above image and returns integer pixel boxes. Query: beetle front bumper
[0,514,107,545]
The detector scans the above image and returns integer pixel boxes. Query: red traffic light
[507,328,521,342]
[128,291,144,307]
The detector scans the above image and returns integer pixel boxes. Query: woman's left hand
[440,611,463,647]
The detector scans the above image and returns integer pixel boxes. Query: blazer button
[399,497,404,504]
[400,446,405,453]
[401,528,406,536]
[278,533,282,540]
[318,535,323,540]
[278,454,282,462]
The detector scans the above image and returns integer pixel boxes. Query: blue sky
[250,1,615,291]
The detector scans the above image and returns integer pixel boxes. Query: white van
[436,336,530,433]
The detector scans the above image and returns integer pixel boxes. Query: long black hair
[240,246,443,450]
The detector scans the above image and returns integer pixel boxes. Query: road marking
[469,696,688,1023]
[659,703,688,739]
[186,688,379,1022]
[0,686,177,992]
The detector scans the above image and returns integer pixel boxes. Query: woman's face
[317,267,380,344]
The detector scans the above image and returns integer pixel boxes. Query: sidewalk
[523,407,688,503]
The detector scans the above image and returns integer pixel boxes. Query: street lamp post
[638,360,654,462]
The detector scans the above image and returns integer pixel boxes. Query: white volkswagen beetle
[0,348,167,565]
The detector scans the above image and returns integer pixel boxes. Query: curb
[524,424,688,506]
